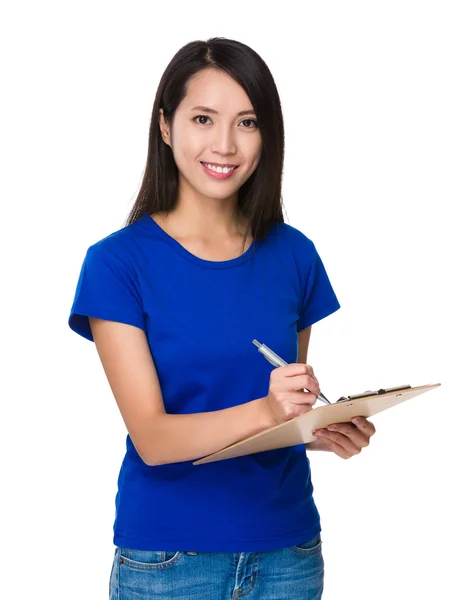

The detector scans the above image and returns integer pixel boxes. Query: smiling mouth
[200,162,239,169]
[200,162,240,179]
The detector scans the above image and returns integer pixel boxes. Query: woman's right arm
[89,317,273,466]
[89,317,319,466]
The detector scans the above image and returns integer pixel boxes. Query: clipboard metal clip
[336,384,412,403]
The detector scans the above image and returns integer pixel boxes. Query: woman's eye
[240,119,258,128]
[193,115,258,128]
[193,115,211,125]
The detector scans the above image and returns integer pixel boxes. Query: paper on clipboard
[192,383,441,465]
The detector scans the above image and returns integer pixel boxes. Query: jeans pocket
[119,547,183,570]
[288,533,322,556]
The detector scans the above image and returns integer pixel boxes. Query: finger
[282,363,318,386]
[325,422,371,448]
[289,390,318,407]
[305,364,318,381]
[314,429,362,456]
[281,373,320,396]
[351,417,376,437]
[313,435,352,459]
[280,363,314,378]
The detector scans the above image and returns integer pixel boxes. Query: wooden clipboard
[192,383,441,465]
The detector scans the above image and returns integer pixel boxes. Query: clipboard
[192,383,441,465]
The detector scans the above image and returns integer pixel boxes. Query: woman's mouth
[200,162,239,180]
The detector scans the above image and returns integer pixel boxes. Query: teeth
[203,163,235,174]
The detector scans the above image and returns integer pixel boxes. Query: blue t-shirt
[68,214,341,552]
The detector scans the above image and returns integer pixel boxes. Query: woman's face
[159,68,262,205]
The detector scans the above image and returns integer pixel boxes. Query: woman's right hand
[262,363,320,426]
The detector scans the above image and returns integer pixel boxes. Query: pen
[252,339,331,405]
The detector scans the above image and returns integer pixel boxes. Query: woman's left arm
[297,326,376,458]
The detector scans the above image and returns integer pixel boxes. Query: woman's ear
[159,108,171,147]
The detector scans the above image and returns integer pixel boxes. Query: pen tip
[252,339,261,347]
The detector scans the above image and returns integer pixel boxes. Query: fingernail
[352,417,361,425]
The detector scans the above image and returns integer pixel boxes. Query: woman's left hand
[312,417,376,459]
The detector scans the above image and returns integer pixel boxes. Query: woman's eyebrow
[190,105,256,117]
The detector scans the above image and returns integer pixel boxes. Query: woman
[68,37,376,600]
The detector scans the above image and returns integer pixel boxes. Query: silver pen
[252,339,331,405]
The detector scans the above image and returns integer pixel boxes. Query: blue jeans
[109,533,324,599]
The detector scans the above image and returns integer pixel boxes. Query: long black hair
[124,37,287,248]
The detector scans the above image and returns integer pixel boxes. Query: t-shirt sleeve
[68,244,146,342]
[297,239,341,332]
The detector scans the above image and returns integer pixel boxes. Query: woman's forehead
[181,69,253,112]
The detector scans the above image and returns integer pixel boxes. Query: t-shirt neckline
[142,214,256,270]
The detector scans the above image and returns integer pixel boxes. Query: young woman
[69,37,376,600]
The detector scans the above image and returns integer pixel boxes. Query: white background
[2,1,460,598]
